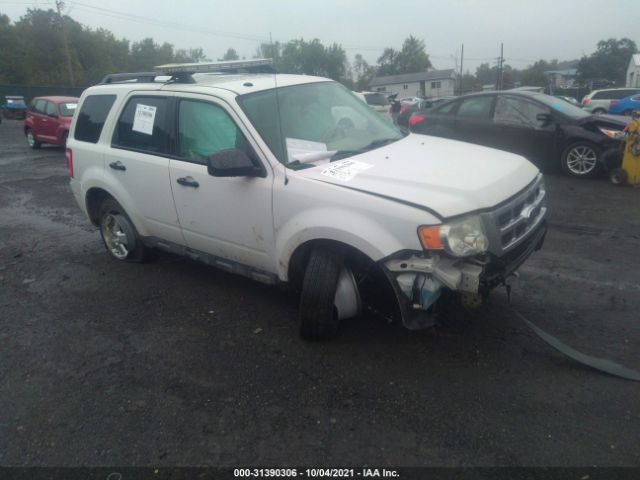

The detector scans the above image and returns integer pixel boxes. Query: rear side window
[457,96,493,118]
[32,99,46,114]
[364,93,389,106]
[75,95,116,143]
[112,96,169,154]
[45,101,56,116]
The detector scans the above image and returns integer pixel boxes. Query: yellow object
[622,118,640,185]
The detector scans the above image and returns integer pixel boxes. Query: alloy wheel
[566,145,597,175]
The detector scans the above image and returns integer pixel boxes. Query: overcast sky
[2,0,639,72]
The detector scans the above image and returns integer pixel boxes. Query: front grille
[481,174,547,256]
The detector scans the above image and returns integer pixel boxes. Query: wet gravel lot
[1,118,639,467]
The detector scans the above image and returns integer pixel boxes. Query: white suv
[67,59,547,340]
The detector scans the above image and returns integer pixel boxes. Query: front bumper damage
[382,221,546,330]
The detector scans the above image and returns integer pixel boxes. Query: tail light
[582,98,590,105]
[610,100,618,107]
[409,114,425,128]
[66,148,73,178]
[399,105,406,115]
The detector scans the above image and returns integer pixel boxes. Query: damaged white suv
[67,59,546,340]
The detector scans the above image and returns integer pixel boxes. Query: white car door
[104,94,185,245]
[168,96,275,272]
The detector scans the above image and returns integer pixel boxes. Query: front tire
[299,248,342,341]
[26,129,41,149]
[592,108,606,115]
[561,142,599,178]
[98,198,152,262]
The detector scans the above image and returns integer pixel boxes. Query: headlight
[418,215,489,257]
[598,127,623,139]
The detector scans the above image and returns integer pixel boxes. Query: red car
[24,96,79,148]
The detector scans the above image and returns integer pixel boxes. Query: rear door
[105,94,184,246]
[450,95,496,146]
[40,100,59,142]
[492,95,557,163]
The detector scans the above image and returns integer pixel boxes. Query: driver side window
[178,100,250,164]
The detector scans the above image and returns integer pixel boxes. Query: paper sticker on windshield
[65,103,77,109]
[321,159,373,182]
[132,104,156,135]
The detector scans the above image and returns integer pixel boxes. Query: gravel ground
[1,118,639,467]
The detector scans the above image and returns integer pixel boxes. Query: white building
[368,69,457,98]
[626,54,640,88]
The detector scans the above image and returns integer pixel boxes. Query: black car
[396,96,456,128]
[409,91,628,178]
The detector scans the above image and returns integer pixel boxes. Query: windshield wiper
[330,137,401,161]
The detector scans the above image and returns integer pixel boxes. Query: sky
[1,0,639,73]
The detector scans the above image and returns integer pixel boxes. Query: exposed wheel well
[287,239,400,321]
[86,188,114,226]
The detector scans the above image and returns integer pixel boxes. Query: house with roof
[543,69,578,88]
[627,54,640,88]
[368,69,457,98]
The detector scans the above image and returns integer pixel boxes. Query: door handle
[109,161,126,171]
[176,176,199,188]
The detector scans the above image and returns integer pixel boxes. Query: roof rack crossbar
[99,72,160,84]
[98,59,275,86]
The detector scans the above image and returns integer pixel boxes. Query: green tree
[376,36,431,76]
[219,47,239,61]
[577,38,637,84]
[352,53,376,91]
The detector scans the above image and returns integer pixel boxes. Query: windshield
[6,98,27,108]
[533,93,591,120]
[59,102,78,116]
[238,81,403,169]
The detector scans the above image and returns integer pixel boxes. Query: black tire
[25,128,41,149]
[561,142,600,178]
[299,248,342,341]
[610,168,628,185]
[98,197,153,262]
[61,131,68,148]
[592,108,606,115]
[622,109,633,117]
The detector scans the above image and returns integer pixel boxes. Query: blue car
[608,93,640,116]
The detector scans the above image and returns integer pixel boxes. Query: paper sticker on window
[65,103,77,109]
[321,159,373,182]
[286,137,336,165]
[132,104,157,135]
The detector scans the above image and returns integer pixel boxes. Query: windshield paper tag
[132,104,156,135]
[321,159,373,182]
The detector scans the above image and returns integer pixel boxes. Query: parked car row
[24,96,79,148]
[581,88,640,115]
[407,90,628,178]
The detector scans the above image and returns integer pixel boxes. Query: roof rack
[155,58,274,75]
[98,58,275,85]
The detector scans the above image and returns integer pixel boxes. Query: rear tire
[592,108,606,115]
[25,129,41,149]
[98,198,153,262]
[610,168,627,185]
[299,248,342,341]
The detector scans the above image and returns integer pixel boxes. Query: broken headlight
[418,215,489,257]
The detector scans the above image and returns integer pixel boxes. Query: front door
[168,96,274,272]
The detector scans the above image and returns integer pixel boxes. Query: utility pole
[55,0,75,86]
[496,43,504,90]
[459,43,464,94]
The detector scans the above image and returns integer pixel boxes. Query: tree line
[0,8,636,92]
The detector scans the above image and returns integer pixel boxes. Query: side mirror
[536,113,552,126]
[206,149,266,178]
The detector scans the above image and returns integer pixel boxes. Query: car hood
[296,134,540,219]
[580,114,629,129]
